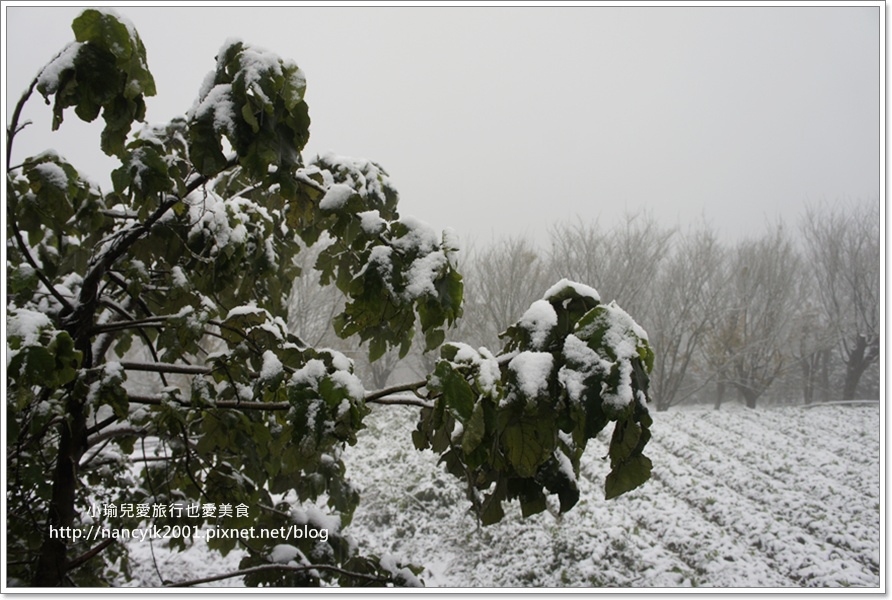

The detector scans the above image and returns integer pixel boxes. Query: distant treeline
[293,198,880,411]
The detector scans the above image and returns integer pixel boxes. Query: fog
[4,4,881,245]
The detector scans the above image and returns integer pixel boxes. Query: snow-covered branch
[86,426,147,449]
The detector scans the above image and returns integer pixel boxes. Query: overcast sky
[4,3,882,248]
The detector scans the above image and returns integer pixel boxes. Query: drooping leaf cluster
[413,280,654,524]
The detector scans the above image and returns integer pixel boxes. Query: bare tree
[288,237,344,348]
[456,235,551,351]
[548,211,674,319]
[787,277,837,405]
[800,200,881,400]
[648,226,727,411]
[708,225,803,409]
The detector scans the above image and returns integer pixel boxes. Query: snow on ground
[118,403,880,588]
[341,403,881,589]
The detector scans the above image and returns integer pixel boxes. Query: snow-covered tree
[6,10,655,587]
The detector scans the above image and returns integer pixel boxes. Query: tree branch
[127,393,290,411]
[91,315,171,335]
[364,380,427,402]
[6,76,38,169]
[61,158,238,363]
[120,361,213,376]
[86,426,146,449]
[164,562,391,587]
[366,395,433,409]
[65,539,117,574]
[6,199,75,313]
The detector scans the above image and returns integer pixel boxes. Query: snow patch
[544,278,601,303]
[508,351,554,400]
[260,350,283,381]
[37,42,84,94]
[319,183,354,210]
[518,300,558,349]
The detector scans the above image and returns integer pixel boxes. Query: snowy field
[121,403,881,588]
[343,403,881,589]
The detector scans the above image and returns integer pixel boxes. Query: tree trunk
[34,317,94,586]
[842,335,879,400]
[713,379,726,410]
[742,389,758,409]
[33,396,88,586]
[819,348,831,403]
[801,358,815,405]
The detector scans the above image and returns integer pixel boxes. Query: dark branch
[86,426,146,449]
[120,361,213,376]
[65,539,117,573]
[91,316,170,335]
[165,563,392,587]
[127,393,290,412]
[7,76,38,169]
[364,380,427,402]
[366,395,433,409]
[7,203,75,313]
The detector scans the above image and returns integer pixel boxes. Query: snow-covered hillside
[342,403,881,588]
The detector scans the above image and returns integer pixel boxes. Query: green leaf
[368,336,387,363]
[518,486,547,518]
[72,9,155,97]
[424,327,446,353]
[461,400,486,455]
[608,418,644,466]
[480,495,506,526]
[33,10,157,155]
[605,454,652,500]
[442,369,475,422]
[502,416,552,479]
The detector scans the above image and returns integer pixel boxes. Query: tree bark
[819,348,831,403]
[713,379,726,410]
[33,395,88,586]
[801,356,816,405]
[842,335,879,400]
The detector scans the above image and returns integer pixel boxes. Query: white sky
[4,2,883,247]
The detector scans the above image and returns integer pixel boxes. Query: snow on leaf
[268,544,302,565]
[507,351,553,401]
[6,308,53,350]
[319,183,355,211]
[392,216,439,255]
[358,210,385,235]
[517,299,558,350]
[260,350,283,381]
[36,42,85,95]
[404,250,447,300]
[543,278,601,303]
